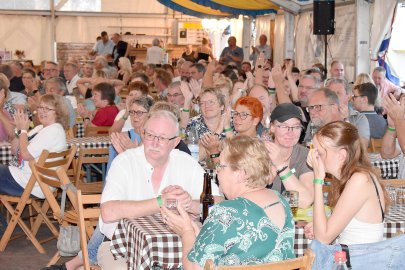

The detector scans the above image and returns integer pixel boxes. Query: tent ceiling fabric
[157,0,235,18]
[158,0,278,18]
[190,0,278,16]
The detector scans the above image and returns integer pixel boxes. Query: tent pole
[324,34,328,78]
[50,0,56,62]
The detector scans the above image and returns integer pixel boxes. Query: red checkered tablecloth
[110,214,182,270]
[294,204,405,257]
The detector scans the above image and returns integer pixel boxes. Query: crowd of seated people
[1,30,404,270]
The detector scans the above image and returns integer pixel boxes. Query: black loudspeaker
[313,1,335,35]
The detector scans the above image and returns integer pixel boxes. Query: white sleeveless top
[338,218,384,245]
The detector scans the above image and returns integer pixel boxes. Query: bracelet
[280,170,293,181]
[224,127,233,133]
[210,153,220,159]
[181,108,190,112]
[387,126,396,132]
[276,165,288,175]
[156,195,162,207]
[313,178,325,185]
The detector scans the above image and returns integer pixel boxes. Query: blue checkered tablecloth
[110,214,182,270]
[294,204,405,257]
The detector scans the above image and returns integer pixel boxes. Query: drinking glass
[165,198,178,214]
[385,185,396,205]
[283,190,299,218]
[395,186,405,204]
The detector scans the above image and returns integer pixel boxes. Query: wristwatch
[14,128,28,138]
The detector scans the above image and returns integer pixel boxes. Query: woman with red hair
[231,96,263,137]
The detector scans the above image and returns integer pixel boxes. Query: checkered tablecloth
[0,143,16,166]
[294,204,405,257]
[369,153,400,179]
[75,122,85,138]
[110,214,182,270]
[67,136,111,150]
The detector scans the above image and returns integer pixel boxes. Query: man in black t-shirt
[111,33,129,67]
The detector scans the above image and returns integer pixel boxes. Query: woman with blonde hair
[117,57,132,85]
[195,37,215,62]
[162,135,295,268]
[0,94,68,199]
[354,73,374,87]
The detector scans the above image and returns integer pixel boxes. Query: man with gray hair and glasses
[97,110,220,269]
[304,88,342,144]
[325,78,370,148]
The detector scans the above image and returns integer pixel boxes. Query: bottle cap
[334,251,346,262]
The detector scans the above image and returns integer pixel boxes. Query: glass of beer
[283,191,299,218]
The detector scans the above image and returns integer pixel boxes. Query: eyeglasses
[351,95,364,100]
[167,93,183,98]
[43,69,58,72]
[232,111,252,120]
[128,110,148,118]
[199,100,217,107]
[298,85,316,91]
[215,163,228,172]
[37,106,55,112]
[306,104,336,112]
[275,124,303,133]
[143,131,177,144]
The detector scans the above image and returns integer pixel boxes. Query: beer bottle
[200,172,214,223]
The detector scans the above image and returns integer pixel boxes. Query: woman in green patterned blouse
[162,135,295,269]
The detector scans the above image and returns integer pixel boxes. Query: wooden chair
[74,147,109,194]
[76,190,101,270]
[204,249,315,270]
[368,138,383,153]
[382,179,405,187]
[84,126,110,137]
[0,146,77,253]
[66,127,76,139]
[31,160,82,266]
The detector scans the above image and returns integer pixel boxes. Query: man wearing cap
[352,82,387,139]
[264,103,314,208]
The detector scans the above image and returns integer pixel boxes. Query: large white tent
[0,0,403,83]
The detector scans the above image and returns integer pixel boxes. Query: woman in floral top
[185,87,233,161]
[162,135,295,269]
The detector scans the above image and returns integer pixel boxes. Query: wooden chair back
[382,179,405,187]
[76,190,101,270]
[30,148,79,224]
[204,249,315,270]
[368,138,383,153]
[74,147,109,193]
[84,126,110,137]
[66,127,75,139]
[0,145,77,253]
